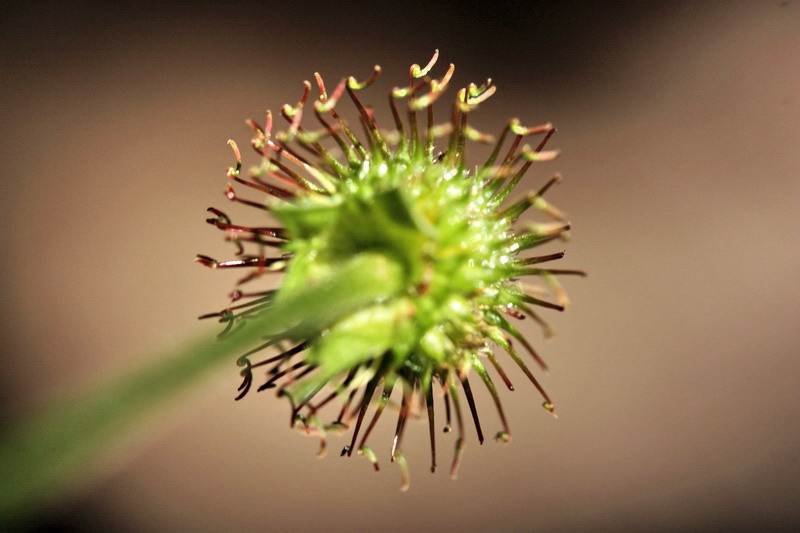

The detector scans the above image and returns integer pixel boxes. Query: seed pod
[197,51,583,489]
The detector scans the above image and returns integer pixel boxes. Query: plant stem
[0,253,401,524]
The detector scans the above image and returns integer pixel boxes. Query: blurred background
[1,0,799,530]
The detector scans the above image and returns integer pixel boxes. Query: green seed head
[197,51,583,488]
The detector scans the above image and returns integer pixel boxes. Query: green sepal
[271,253,403,341]
[288,298,412,405]
[272,196,342,241]
[326,188,429,282]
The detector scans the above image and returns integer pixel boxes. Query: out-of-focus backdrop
[1,1,799,530]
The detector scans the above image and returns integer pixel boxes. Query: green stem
[0,253,401,524]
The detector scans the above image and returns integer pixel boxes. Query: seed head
[197,51,584,489]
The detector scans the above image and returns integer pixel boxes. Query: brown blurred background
[1,0,799,530]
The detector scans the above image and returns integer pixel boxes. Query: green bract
[198,51,583,489]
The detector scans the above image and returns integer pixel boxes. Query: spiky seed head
[197,51,584,489]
